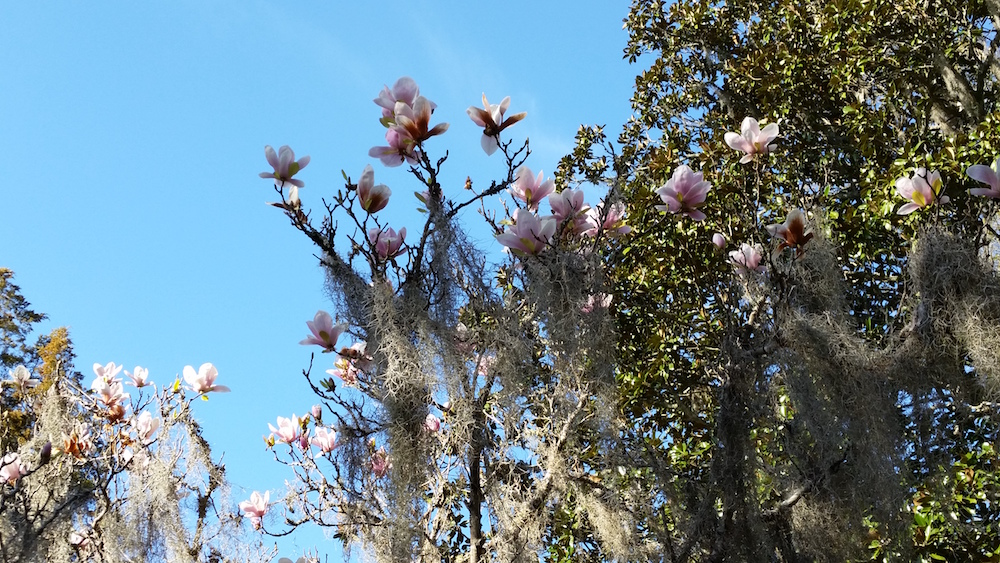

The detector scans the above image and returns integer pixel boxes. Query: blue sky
[1,1,638,559]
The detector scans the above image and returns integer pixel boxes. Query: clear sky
[1,1,639,559]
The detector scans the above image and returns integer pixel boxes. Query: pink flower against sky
[357,164,391,213]
[239,490,269,530]
[93,361,123,383]
[92,376,129,409]
[133,410,160,444]
[391,96,448,144]
[311,427,337,453]
[510,167,555,211]
[374,76,421,120]
[326,357,359,386]
[125,366,150,388]
[967,157,1000,199]
[269,415,302,444]
[183,363,230,394]
[895,168,948,214]
[300,311,348,352]
[369,128,420,168]
[467,94,526,155]
[367,226,407,260]
[730,243,765,274]
[259,145,310,188]
[496,209,556,256]
[655,165,711,221]
[724,117,779,164]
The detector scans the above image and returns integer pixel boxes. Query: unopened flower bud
[311,404,322,421]
[39,442,51,465]
[712,233,727,249]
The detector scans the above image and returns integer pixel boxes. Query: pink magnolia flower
[424,413,441,433]
[765,209,813,254]
[730,243,765,274]
[367,226,407,261]
[712,233,727,249]
[548,189,592,235]
[259,145,310,188]
[496,209,557,256]
[968,157,1000,198]
[325,364,357,386]
[310,404,323,421]
[357,165,392,213]
[895,168,949,215]
[655,165,711,221]
[374,77,422,119]
[584,200,631,237]
[62,423,93,459]
[239,490,269,530]
[581,293,613,313]
[369,128,420,168]
[183,363,230,394]
[339,341,373,372]
[0,453,26,484]
[92,377,130,409]
[269,415,302,444]
[133,411,160,444]
[510,167,555,211]
[93,362,123,383]
[391,96,449,144]
[467,94,527,155]
[724,117,779,164]
[311,427,337,453]
[371,447,391,478]
[125,366,150,388]
[8,365,37,393]
[300,311,348,352]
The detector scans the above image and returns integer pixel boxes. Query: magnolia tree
[252,77,636,562]
[0,357,271,562]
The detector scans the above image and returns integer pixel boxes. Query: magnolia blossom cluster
[2,360,232,552]
[653,117,783,272]
[296,310,373,387]
[890,157,1000,215]
[496,166,630,256]
[263,407,337,453]
[369,76,448,167]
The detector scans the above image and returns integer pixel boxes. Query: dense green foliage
[554,0,1000,560]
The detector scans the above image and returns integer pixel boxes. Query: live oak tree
[549,0,1000,560]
